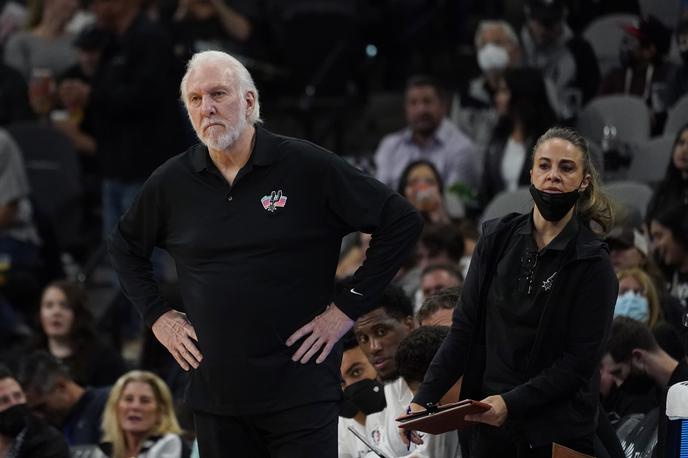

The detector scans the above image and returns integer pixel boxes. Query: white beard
[198,104,248,151]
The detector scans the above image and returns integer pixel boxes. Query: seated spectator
[646,123,688,222]
[649,203,688,311]
[28,280,126,387]
[97,370,190,458]
[454,19,522,152]
[374,75,478,192]
[366,326,461,457]
[416,287,459,327]
[478,67,557,209]
[353,285,416,383]
[605,316,688,458]
[397,159,450,224]
[667,18,688,106]
[338,330,385,458]
[615,267,661,328]
[520,0,600,119]
[599,15,677,134]
[417,224,464,271]
[17,351,110,446]
[0,128,43,316]
[417,264,462,312]
[0,363,69,457]
[4,0,80,116]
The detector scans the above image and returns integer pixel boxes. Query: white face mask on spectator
[477,43,509,73]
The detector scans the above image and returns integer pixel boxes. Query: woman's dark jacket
[413,212,618,446]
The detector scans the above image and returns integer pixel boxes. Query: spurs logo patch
[542,272,557,291]
[261,190,287,212]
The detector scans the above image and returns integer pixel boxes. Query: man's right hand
[152,310,203,371]
[399,402,426,447]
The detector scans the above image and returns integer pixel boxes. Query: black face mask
[529,184,581,222]
[339,379,386,419]
[0,404,29,437]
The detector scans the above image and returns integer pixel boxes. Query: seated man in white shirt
[364,326,462,458]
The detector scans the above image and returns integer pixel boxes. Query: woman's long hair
[101,371,183,458]
[533,127,614,233]
[493,67,558,141]
[646,123,688,223]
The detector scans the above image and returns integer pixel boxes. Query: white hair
[180,50,262,124]
[474,20,519,49]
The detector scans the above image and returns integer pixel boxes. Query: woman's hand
[465,395,508,426]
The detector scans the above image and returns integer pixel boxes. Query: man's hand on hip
[286,303,354,364]
[152,310,203,371]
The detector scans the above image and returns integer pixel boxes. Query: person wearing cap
[605,316,688,458]
[606,225,650,273]
[599,15,678,134]
[520,0,600,120]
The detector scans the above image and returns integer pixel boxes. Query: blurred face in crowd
[24,379,71,425]
[92,0,127,30]
[599,353,630,397]
[420,269,461,298]
[340,346,377,389]
[609,245,645,272]
[46,0,79,25]
[117,381,159,437]
[0,378,25,413]
[477,24,520,67]
[40,286,74,340]
[650,221,686,267]
[404,164,441,211]
[354,308,414,382]
[530,138,590,194]
[418,307,454,327]
[527,16,564,48]
[618,275,644,296]
[185,62,254,151]
[417,244,456,271]
[405,85,446,138]
[673,128,688,178]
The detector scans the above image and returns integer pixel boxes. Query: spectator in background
[0,129,43,317]
[646,123,688,223]
[667,18,688,106]
[520,0,600,120]
[420,264,462,301]
[17,351,110,446]
[169,0,252,62]
[374,75,478,192]
[98,370,190,458]
[649,203,688,312]
[61,0,187,240]
[454,19,522,152]
[365,326,462,457]
[605,316,688,458]
[615,268,662,329]
[0,363,69,458]
[0,62,33,125]
[416,287,459,327]
[397,159,450,224]
[478,67,557,209]
[28,280,126,387]
[4,0,80,117]
[353,285,416,383]
[338,330,385,458]
[417,224,465,272]
[599,16,676,134]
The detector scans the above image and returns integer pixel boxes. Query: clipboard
[395,399,491,435]
[346,425,388,458]
[552,443,594,458]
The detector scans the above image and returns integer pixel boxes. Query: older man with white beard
[108,50,423,458]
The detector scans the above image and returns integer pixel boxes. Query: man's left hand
[464,395,508,427]
[286,303,353,364]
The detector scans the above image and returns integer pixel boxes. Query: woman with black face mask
[400,127,619,458]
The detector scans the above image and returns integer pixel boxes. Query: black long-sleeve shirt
[108,126,422,415]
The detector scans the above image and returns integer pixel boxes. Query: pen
[406,406,412,451]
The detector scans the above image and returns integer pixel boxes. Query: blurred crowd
[0,0,687,456]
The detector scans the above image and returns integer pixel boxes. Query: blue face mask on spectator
[614,291,649,322]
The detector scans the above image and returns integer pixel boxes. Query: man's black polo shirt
[483,213,579,395]
[109,126,422,415]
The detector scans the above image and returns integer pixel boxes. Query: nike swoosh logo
[350,288,364,297]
